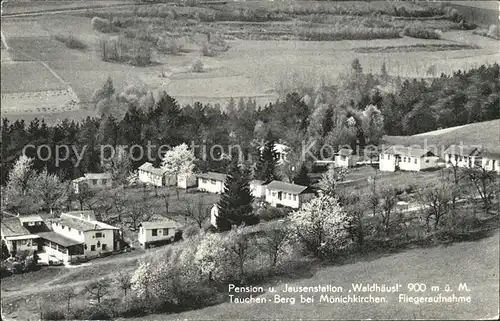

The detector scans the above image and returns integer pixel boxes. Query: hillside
[383,119,500,154]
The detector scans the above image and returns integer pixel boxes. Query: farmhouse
[46,210,121,261]
[138,219,183,248]
[197,172,227,193]
[444,145,481,169]
[250,179,266,198]
[379,146,440,172]
[72,173,112,194]
[481,150,500,173]
[1,215,42,256]
[265,180,313,209]
[259,143,290,164]
[334,148,358,168]
[138,162,177,187]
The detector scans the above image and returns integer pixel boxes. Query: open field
[1,0,136,16]
[1,1,499,122]
[120,229,499,320]
[1,62,67,93]
[384,119,500,154]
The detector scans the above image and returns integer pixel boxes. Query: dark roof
[266,180,308,194]
[480,148,500,159]
[139,219,183,229]
[197,172,227,181]
[443,145,480,157]
[382,146,437,158]
[1,217,30,237]
[336,148,354,156]
[37,232,83,247]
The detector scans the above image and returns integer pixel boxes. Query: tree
[194,232,237,282]
[351,58,363,74]
[417,183,453,231]
[216,160,255,231]
[318,164,348,196]
[131,260,152,300]
[224,226,255,282]
[1,240,10,261]
[92,76,115,104]
[293,163,310,186]
[29,169,67,214]
[161,143,196,200]
[465,166,497,214]
[289,194,353,259]
[361,104,385,145]
[58,287,77,314]
[258,222,289,269]
[381,62,388,82]
[73,184,96,211]
[128,193,153,230]
[183,194,209,228]
[114,270,132,296]
[254,136,280,183]
[4,155,38,213]
[379,188,397,236]
[85,278,110,304]
[102,146,132,186]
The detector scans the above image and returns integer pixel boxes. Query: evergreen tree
[321,106,334,138]
[254,134,280,183]
[216,160,255,231]
[293,163,311,186]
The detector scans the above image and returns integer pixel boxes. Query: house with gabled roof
[1,215,41,256]
[47,210,121,260]
[138,162,177,187]
[72,173,112,194]
[444,145,481,169]
[481,149,500,173]
[138,219,183,248]
[379,146,440,172]
[265,180,314,209]
[335,148,358,168]
[197,172,227,193]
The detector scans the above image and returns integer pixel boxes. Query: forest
[1,62,499,184]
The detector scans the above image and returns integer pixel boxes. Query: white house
[46,210,121,262]
[481,150,500,173]
[72,173,112,194]
[259,143,290,164]
[265,180,313,209]
[197,172,227,193]
[1,215,41,256]
[444,145,481,169]
[138,219,183,248]
[334,148,358,168]
[379,146,440,172]
[138,162,176,187]
[250,180,266,198]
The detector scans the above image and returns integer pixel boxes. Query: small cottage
[72,173,112,194]
[138,219,183,248]
[259,143,290,164]
[379,146,440,172]
[138,162,176,187]
[197,172,227,194]
[334,148,358,168]
[1,215,41,256]
[444,145,481,169]
[481,149,500,173]
[265,180,313,209]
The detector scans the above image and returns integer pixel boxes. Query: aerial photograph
[0,0,499,320]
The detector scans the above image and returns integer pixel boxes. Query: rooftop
[18,215,44,224]
[266,180,309,194]
[382,146,437,158]
[1,217,31,237]
[336,148,354,157]
[73,173,112,182]
[197,171,227,182]
[138,162,169,176]
[443,145,481,157]
[139,219,183,230]
[37,232,83,247]
[55,211,119,231]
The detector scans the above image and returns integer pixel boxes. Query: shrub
[257,206,289,221]
[156,36,185,54]
[53,34,87,50]
[183,224,200,239]
[91,17,118,33]
[41,306,66,321]
[192,59,204,73]
[201,42,213,57]
[403,22,441,39]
